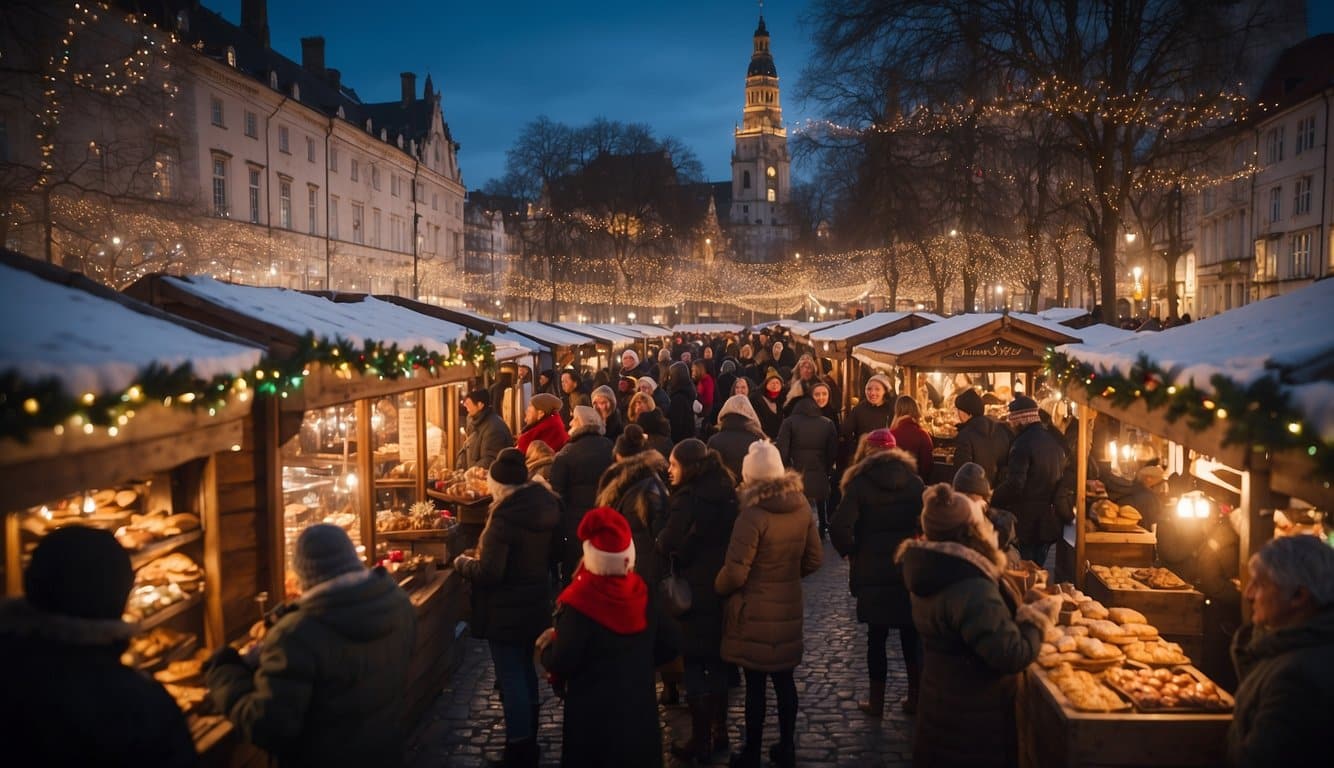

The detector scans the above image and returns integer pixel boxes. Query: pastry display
[1088,499,1145,531]
[1046,664,1128,712]
[1076,599,1109,620]
[154,649,209,685]
[124,581,189,622]
[1107,607,1148,625]
[1133,567,1190,590]
[1104,667,1231,712]
[1090,564,1151,591]
[115,511,201,550]
[385,460,417,478]
[1122,639,1191,667]
[121,627,192,668]
[376,509,414,532]
[323,511,358,531]
[164,683,209,714]
[137,553,203,591]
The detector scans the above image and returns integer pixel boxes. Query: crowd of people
[2,327,1330,768]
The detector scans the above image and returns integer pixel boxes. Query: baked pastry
[1119,622,1160,639]
[1107,607,1148,625]
[1122,639,1189,666]
[115,489,139,508]
[1077,600,1109,620]
[1075,636,1121,660]
[1118,504,1142,521]
[154,650,208,684]
[1047,664,1125,711]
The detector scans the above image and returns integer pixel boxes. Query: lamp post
[1132,265,1144,318]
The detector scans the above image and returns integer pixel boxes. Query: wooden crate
[1084,568,1205,636]
[1057,528,1156,583]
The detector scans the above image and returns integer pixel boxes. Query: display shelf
[132,589,205,632]
[129,529,203,571]
[373,478,418,488]
[378,528,453,540]
[281,477,335,495]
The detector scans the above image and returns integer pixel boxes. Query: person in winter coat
[751,369,786,440]
[558,369,589,427]
[709,393,767,483]
[731,375,754,399]
[830,429,925,717]
[461,389,514,469]
[207,524,417,767]
[453,450,560,767]
[777,395,838,537]
[616,374,638,416]
[591,384,625,443]
[781,354,821,414]
[890,395,934,481]
[620,348,652,381]
[841,374,895,456]
[515,392,569,455]
[990,396,1067,569]
[714,360,739,418]
[666,361,700,444]
[771,340,796,369]
[811,380,840,426]
[716,441,823,768]
[551,405,615,582]
[1,527,196,767]
[692,360,716,416]
[896,485,1056,768]
[596,426,671,585]
[638,374,672,414]
[536,507,679,768]
[1228,535,1334,767]
[952,388,1011,486]
[658,439,740,762]
[953,462,1021,568]
[525,439,556,484]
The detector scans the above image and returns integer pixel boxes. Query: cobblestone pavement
[406,539,915,766]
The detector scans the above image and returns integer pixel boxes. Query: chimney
[326,68,341,93]
[401,72,416,107]
[241,0,269,47]
[300,36,325,76]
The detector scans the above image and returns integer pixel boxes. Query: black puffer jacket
[551,427,616,577]
[657,462,739,658]
[777,397,838,501]
[991,422,1067,547]
[750,393,785,440]
[841,400,894,446]
[0,599,196,767]
[455,481,560,644]
[596,451,671,584]
[953,415,1012,486]
[829,449,924,627]
[708,414,763,483]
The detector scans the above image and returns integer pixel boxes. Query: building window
[278,125,290,154]
[1296,116,1316,154]
[350,158,359,181]
[210,97,225,128]
[391,174,399,197]
[767,188,776,203]
[211,156,228,216]
[1290,232,1312,278]
[243,110,257,138]
[330,195,339,239]
[306,136,316,163]
[1294,176,1312,216]
[352,203,364,244]
[431,193,438,211]
[371,165,381,191]
[330,147,339,172]
[1265,127,1285,164]
[415,182,424,202]
[767,165,776,178]
[153,146,178,199]
[248,167,261,224]
[372,208,381,247]
[1256,237,1276,281]
[391,214,402,251]
[742,170,751,189]
[308,186,318,234]
[743,204,749,214]
[279,179,292,229]
[1269,186,1282,222]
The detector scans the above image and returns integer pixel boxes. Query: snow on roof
[506,322,599,348]
[550,323,637,344]
[673,323,745,334]
[857,311,1081,358]
[0,265,262,398]
[1068,324,1138,347]
[492,331,541,353]
[1038,307,1091,324]
[808,312,926,342]
[786,319,849,335]
[165,277,470,350]
[622,323,673,338]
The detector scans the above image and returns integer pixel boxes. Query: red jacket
[695,373,716,412]
[516,411,569,455]
[891,417,934,481]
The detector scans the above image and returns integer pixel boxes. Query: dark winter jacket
[540,592,679,768]
[891,416,934,481]
[455,482,560,645]
[716,471,823,671]
[953,414,1012,486]
[751,392,785,440]
[559,388,590,428]
[207,570,416,768]
[651,387,671,414]
[0,599,196,768]
[657,462,739,658]
[897,539,1041,768]
[776,397,839,501]
[516,411,569,455]
[709,414,764,482]
[991,422,1068,547]
[462,406,513,469]
[830,449,924,627]
[634,409,676,457]
[551,426,616,575]
[602,409,626,443]
[665,362,698,443]
[596,451,671,584]
[841,400,894,457]
[1228,608,1334,767]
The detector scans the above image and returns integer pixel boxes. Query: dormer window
[269,71,279,90]
[291,83,300,101]
[225,46,236,67]
[365,118,373,132]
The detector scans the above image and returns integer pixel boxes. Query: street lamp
[1125,232,1137,245]
[949,229,958,238]
[627,312,636,323]
[995,283,1005,311]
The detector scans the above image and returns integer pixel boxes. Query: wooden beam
[1074,410,1093,590]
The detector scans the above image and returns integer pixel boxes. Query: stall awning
[1038,307,1092,326]
[506,321,601,349]
[807,311,937,345]
[674,323,746,335]
[547,323,638,347]
[786,319,851,336]
[620,323,673,339]
[853,312,1080,369]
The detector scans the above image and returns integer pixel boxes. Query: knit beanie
[1007,394,1041,427]
[294,523,364,590]
[530,392,562,416]
[621,349,640,369]
[24,526,133,621]
[742,440,785,484]
[720,359,737,375]
[579,506,635,576]
[591,385,617,406]
[953,461,991,499]
[866,428,897,450]
[921,483,980,541]
[572,404,604,433]
[637,376,659,392]
[614,423,650,457]
[671,437,710,466]
[490,447,529,486]
[866,374,894,398]
[955,388,984,419]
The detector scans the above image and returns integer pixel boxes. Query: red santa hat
[579,506,636,576]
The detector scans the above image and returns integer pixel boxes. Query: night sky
[216,1,1334,190]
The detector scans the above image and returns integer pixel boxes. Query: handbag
[658,556,692,617]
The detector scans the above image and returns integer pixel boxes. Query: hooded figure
[551,405,615,581]
[709,394,767,483]
[666,361,699,443]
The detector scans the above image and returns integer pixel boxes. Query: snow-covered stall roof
[1,266,262,398]
[547,323,638,346]
[506,322,601,349]
[786,319,850,336]
[621,323,673,338]
[808,312,931,343]
[1038,307,1091,325]
[852,312,1081,369]
[673,323,745,335]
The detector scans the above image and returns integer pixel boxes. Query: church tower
[729,15,792,263]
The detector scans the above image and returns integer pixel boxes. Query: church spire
[740,11,782,135]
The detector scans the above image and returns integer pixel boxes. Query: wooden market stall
[0,254,264,757]
[124,274,494,734]
[545,322,637,372]
[795,311,938,414]
[506,320,601,377]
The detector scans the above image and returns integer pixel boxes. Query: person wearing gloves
[1227,535,1334,768]
[716,441,823,768]
[207,524,416,767]
[895,484,1057,768]
[453,449,560,768]
[1,527,196,767]
[536,507,679,768]
[551,405,615,582]
[515,392,569,455]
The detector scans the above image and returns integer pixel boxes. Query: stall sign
[946,339,1038,363]
[398,407,418,460]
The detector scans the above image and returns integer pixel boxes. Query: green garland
[0,331,496,442]
[1045,348,1334,479]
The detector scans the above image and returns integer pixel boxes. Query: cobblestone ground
[406,538,915,766]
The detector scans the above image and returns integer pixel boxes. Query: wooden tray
[1102,665,1234,714]
[1069,653,1125,672]
[1094,521,1146,533]
[1043,673,1133,713]
[378,527,454,540]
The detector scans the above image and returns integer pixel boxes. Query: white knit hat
[572,405,604,434]
[742,440,785,484]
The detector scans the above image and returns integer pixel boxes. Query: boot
[858,680,886,718]
[708,693,730,755]
[902,661,921,714]
[768,741,796,768]
[669,698,713,762]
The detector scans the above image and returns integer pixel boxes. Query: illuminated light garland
[1044,349,1333,478]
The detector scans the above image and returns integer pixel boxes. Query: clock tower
[729,15,792,263]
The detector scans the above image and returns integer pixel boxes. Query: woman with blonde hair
[890,395,934,481]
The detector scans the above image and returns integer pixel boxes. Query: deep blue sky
[218,1,1334,190]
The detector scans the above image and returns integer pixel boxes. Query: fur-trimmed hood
[738,470,807,514]
[840,446,919,494]
[0,598,137,647]
[568,422,605,441]
[596,450,668,509]
[895,538,1005,598]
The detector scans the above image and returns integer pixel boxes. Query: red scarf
[556,564,648,635]
[764,388,782,401]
